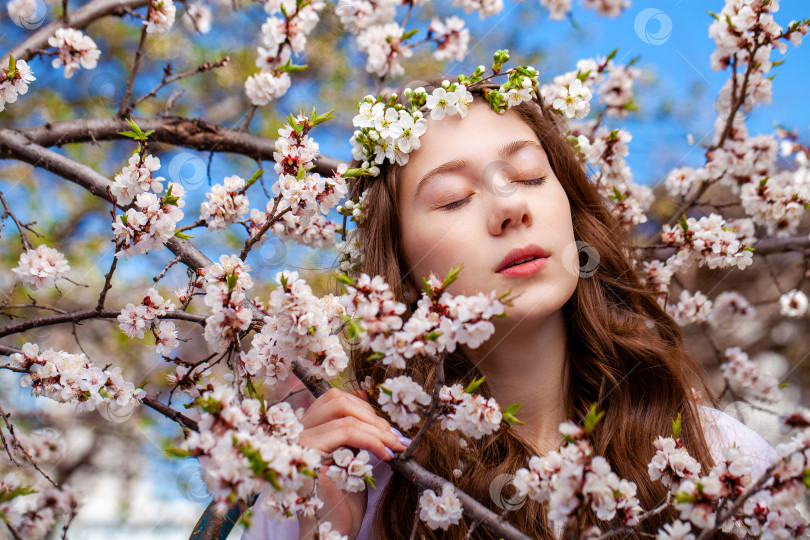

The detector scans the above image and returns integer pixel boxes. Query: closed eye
[437,177,547,211]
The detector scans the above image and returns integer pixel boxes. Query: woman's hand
[296,387,409,540]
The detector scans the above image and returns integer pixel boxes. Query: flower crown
[337,50,542,279]
[348,49,541,178]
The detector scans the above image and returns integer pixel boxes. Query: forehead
[399,102,544,190]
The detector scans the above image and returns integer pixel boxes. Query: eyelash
[439,177,547,211]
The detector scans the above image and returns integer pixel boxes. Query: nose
[484,172,533,236]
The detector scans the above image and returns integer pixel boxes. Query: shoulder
[697,404,778,479]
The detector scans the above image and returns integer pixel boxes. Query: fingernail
[390,426,412,446]
[385,447,395,459]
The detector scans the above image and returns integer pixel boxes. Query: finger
[299,417,407,461]
[302,388,393,435]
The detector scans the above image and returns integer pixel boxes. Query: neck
[460,309,569,455]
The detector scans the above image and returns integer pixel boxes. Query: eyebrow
[414,139,543,199]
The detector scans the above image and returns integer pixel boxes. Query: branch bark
[1,117,344,177]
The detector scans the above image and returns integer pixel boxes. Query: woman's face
[397,101,580,324]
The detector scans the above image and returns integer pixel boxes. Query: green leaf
[227,271,238,291]
[582,402,605,434]
[803,468,810,489]
[334,271,354,287]
[671,412,682,439]
[174,230,193,239]
[7,54,16,77]
[366,351,384,362]
[503,402,524,425]
[278,58,307,74]
[605,47,619,62]
[442,264,463,289]
[163,446,192,458]
[464,376,485,394]
[364,473,377,489]
[779,382,790,389]
[378,384,392,396]
[0,485,37,504]
[246,168,265,189]
[402,28,419,40]
[311,107,336,126]
[118,130,139,138]
[136,379,150,390]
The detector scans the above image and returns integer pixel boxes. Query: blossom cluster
[0,56,35,112]
[12,244,70,290]
[10,343,145,413]
[112,183,186,258]
[117,287,179,355]
[200,255,254,352]
[437,383,502,439]
[0,473,78,540]
[513,421,644,528]
[779,289,809,318]
[660,213,755,277]
[337,271,505,370]
[244,0,324,105]
[326,447,373,493]
[377,375,431,430]
[200,174,250,230]
[418,483,464,530]
[144,0,176,33]
[428,16,470,62]
[110,151,165,205]
[720,346,782,404]
[541,54,641,120]
[350,66,536,177]
[582,127,653,227]
[46,28,100,79]
[648,435,702,490]
[240,270,348,386]
[665,289,713,327]
[247,116,346,249]
[180,383,325,517]
[182,2,212,33]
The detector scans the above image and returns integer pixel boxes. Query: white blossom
[0,57,35,112]
[245,70,291,105]
[326,447,373,492]
[378,375,431,430]
[418,484,463,530]
[47,27,100,78]
[12,245,70,290]
[779,289,809,318]
[200,175,250,230]
[144,0,176,33]
[720,346,782,404]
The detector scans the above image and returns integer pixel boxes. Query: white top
[241,405,778,540]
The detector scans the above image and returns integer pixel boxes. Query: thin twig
[130,56,229,110]
[0,403,59,487]
[118,24,149,117]
[96,243,121,310]
[153,254,182,283]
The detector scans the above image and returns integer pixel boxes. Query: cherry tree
[1,0,810,539]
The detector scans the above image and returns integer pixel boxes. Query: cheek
[401,220,474,281]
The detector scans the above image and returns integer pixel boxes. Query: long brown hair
[342,77,726,539]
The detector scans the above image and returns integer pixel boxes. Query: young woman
[243,79,778,540]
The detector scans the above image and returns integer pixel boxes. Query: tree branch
[1,117,343,177]
[0,308,206,338]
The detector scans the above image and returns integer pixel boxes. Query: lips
[495,243,550,273]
